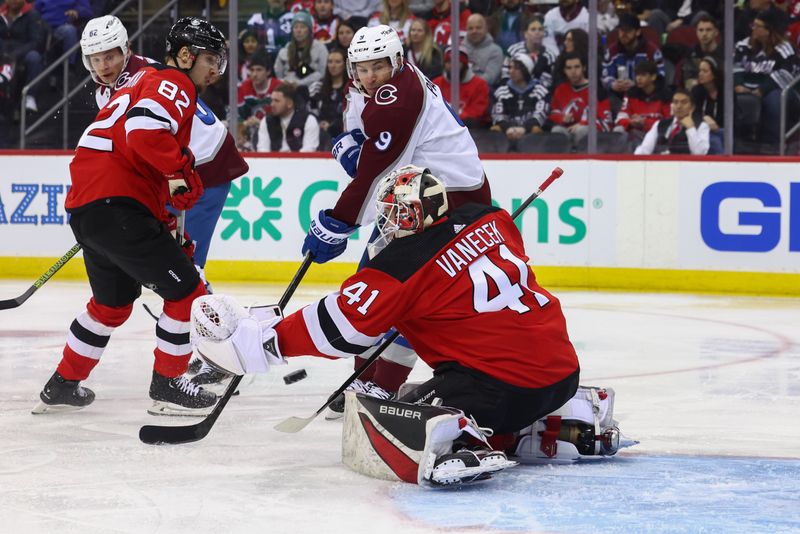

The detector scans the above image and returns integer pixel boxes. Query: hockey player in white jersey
[300,25,492,415]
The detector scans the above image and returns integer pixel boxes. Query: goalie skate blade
[430,459,518,486]
[273,415,315,433]
[147,401,214,417]
[31,401,86,415]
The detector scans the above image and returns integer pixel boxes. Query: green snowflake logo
[220,176,282,240]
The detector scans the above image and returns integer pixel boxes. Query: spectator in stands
[328,18,356,52]
[432,47,490,127]
[491,53,550,144]
[552,27,590,87]
[613,60,672,144]
[635,88,710,155]
[237,29,260,83]
[275,10,329,88]
[368,0,415,44]
[256,82,320,152]
[691,56,724,154]
[679,14,722,90]
[309,48,347,139]
[597,0,619,35]
[463,14,503,86]
[311,0,338,43]
[35,0,92,67]
[238,50,282,150]
[0,53,13,133]
[602,13,665,102]
[0,0,46,113]
[503,16,555,90]
[663,0,723,32]
[424,0,471,48]
[543,0,589,54]
[734,7,800,148]
[490,0,526,52]
[335,0,381,29]
[406,18,443,79]
[247,0,294,55]
[734,0,773,42]
[548,52,612,148]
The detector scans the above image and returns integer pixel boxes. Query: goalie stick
[0,243,82,311]
[138,251,313,445]
[274,166,565,433]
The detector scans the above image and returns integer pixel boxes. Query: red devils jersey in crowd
[95,54,248,189]
[614,85,672,132]
[340,64,489,226]
[277,204,580,389]
[549,81,612,130]
[67,65,196,217]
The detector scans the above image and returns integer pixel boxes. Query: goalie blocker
[342,391,516,487]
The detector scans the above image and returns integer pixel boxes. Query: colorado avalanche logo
[375,84,398,106]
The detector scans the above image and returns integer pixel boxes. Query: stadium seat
[666,25,698,49]
[516,133,572,154]
[576,132,631,153]
[469,129,509,153]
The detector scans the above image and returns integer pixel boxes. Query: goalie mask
[370,165,448,258]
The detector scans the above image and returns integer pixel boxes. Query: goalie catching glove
[190,294,286,375]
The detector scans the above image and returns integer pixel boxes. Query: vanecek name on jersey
[277,204,580,389]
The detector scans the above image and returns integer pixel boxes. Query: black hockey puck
[283,369,307,385]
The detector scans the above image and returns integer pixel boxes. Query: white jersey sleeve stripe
[321,294,383,348]
[126,98,178,134]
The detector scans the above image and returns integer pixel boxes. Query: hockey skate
[186,357,204,375]
[429,448,517,487]
[190,360,233,391]
[32,372,96,414]
[148,371,217,416]
[325,379,391,420]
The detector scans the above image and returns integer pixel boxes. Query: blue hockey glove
[331,129,366,178]
[302,209,358,264]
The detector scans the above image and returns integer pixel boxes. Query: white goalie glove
[190,294,286,375]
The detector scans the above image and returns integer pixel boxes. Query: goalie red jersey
[66,64,196,217]
[278,204,579,388]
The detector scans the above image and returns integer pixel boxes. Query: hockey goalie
[190,165,634,486]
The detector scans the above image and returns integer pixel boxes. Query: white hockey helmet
[347,25,404,94]
[80,16,130,84]
[371,165,448,257]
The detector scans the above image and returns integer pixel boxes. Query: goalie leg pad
[513,386,626,463]
[341,392,516,487]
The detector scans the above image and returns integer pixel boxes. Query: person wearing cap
[491,52,550,143]
[432,47,490,128]
[274,10,328,87]
[733,6,799,148]
[238,49,283,150]
[463,14,504,87]
[601,13,665,99]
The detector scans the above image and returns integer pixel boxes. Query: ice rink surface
[1,280,799,534]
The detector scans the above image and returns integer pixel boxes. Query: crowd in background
[3,0,800,154]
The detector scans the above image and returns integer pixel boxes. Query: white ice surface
[1,281,799,533]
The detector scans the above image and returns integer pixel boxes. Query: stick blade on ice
[139,422,210,445]
[273,416,314,434]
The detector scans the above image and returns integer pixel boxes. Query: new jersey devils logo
[375,85,398,106]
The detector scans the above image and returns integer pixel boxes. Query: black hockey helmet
[166,17,228,74]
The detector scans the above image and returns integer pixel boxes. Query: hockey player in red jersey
[301,25,492,413]
[32,18,229,417]
[79,15,249,387]
[191,166,626,485]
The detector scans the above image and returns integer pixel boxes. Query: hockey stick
[0,243,82,311]
[274,166,565,434]
[138,251,314,445]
